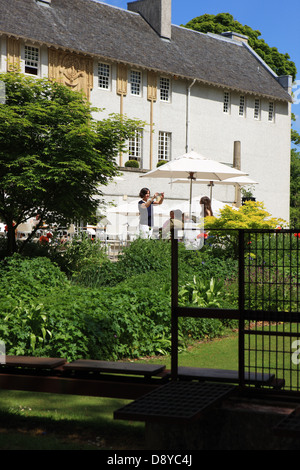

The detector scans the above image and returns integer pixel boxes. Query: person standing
[200,196,213,217]
[138,188,164,238]
[199,196,213,246]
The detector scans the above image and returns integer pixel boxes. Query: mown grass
[0,392,145,450]
[0,332,239,450]
[144,331,239,370]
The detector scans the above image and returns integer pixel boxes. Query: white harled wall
[91,61,291,222]
[0,37,291,222]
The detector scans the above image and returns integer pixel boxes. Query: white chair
[67,224,76,238]
[95,228,106,241]
[127,225,138,241]
[105,224,119,241]
[17,223,32,239]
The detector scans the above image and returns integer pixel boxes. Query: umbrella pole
[209,181,214,200]
[189,172,195,217]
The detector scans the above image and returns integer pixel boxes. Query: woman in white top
[138,187,164,238]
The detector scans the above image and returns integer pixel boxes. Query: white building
[0,0,293,223]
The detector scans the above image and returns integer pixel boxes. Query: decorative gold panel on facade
[6,37,20,71]
[48,49,93,100]
[147,72,157,101]
[117,64,127,95]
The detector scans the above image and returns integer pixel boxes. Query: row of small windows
[98,64,171,101]
[223,91,275,122]
[128,130,171,163]
[22,48,171,101]
[21,46,275,122]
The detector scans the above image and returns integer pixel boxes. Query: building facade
[0,0,293,222]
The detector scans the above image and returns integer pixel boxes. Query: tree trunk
[6,221,17,256]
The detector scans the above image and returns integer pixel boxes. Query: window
[128,129,142,162]
[239,95,246,117]
[254,98,260,120]
[268,101,275,122]
[130,70,142,96]
[158,131,171,161]
[24,45,39,75]
[98,63,110,89]
[223,91,230,113]
[160,77,170,102]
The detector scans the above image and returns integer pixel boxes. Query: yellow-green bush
[205,200,287,230]
[202,201,288,257]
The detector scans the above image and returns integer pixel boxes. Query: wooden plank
[0,373,160,399]
[63,359,166,376]
[1,356,67,369]
[177,367,275,384]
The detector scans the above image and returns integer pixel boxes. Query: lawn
[0,332,239,450]
[142,331,239,369]
[0,391,145,450]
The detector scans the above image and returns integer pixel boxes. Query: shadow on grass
[0,403,145,450]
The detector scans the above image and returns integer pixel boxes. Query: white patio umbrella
[171,175,258,199]
[140,151,248,207]
[107,200,140,216]
[107,199,174,217]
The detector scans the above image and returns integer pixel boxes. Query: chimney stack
[128,0,171,40]
[277,75,292,95]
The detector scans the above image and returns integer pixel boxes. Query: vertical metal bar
[171,227,178,380]
[238,229,245,388]
[297,232,300,391]
[289,231,292,391]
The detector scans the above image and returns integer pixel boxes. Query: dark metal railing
[170,228,300,396]
[242,229,300,394]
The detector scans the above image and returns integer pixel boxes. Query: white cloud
[292,80,300,105]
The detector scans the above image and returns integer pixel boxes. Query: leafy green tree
[0,71,143,255]
[184,13,297,80]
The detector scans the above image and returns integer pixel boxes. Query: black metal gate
[171,228,300,397]
[241,229,300,394]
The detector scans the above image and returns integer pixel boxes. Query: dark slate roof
[0,0,291,102]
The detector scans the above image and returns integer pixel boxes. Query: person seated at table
[162,210,182,239]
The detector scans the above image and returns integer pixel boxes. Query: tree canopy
[183,13,297,81]
[0,71,143,254]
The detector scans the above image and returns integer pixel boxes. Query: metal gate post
[238,229,245,388]
[171,228,178,380]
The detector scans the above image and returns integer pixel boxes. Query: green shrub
[74,238,172,287]
[124,159,139,168]
[48,233,108,277]
[0,239,237,361]
[0,254,68,302]
[39,283,226,360]
[0,255,68,355]
[2,300,52,355]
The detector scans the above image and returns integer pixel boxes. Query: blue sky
[98,0,300,135]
